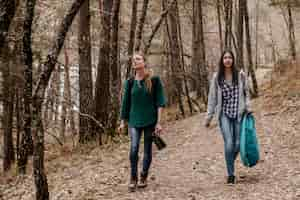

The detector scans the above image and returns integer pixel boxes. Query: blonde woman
[119,53,166,192]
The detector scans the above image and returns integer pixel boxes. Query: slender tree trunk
[236,0,244,70]
[143,0,175,55]
[18,0,35,174]
[2,46,15,171]
[53,65,61,122]
[134,0,149,52]
[165,0,185,117]
[78,0,94,143]
[255,0,259,69]
[60,48,68,143]
[287,3,296,60]
[197,0,208,104]
[268,22,277,64]
[243,0,258,97]
[94,0,113,144]
[191,0,208,103]
[224,0,233,49]
[216,0,223,54]
[175,0,193,114]
[0,0,16,51]
[125,0,138,78]
[65,48,76,137]
[0,2,17,169]
[109,0,121,135]
[162,14,176,106]
[16,88,21,165]
[32,1,86,199]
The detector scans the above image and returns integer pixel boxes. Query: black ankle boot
[128,176,137,192]
[227,176,235,184]
[138,172,148,188]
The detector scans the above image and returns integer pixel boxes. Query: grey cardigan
[206,71,251,124]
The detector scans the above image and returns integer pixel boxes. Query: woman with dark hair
[118,52,166,192]
[205,50,251,184]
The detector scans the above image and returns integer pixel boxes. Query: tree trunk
[60,48,68,143]
[53,65,61,122]
[0,0,16,51]
[287,3,296,60]
[224,0,233,49]
[125,0,138,78]
[268,22,277,64]
[17,0,35,175]
[109,0,121,135]
[1,45,15,171]
[175,1,193,114]
[134,0,149,52]
[191,0,208,103]
[16,88,21,167]
[94,0,113,144]
[143,0,175,55]
[198,0,208,104]
[216,0,223,54]
[255,0,259,69]
[236,0,244,70]
[78,0,94,143]
[165,0,185,117]
[243,0,258,97]
[32,0,86,199]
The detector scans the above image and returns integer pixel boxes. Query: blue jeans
[219,113,240,177]
[129,124,155,179]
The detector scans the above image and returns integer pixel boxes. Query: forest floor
[1,64,300,200]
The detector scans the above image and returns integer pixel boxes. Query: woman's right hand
[204,117,211,128]
[204,120,210,128]
[118,121,125,134]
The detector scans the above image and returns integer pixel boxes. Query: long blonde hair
[135,52,153,93]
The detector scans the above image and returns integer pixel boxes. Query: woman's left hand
[155,123,163,135]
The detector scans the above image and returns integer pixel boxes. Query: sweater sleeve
[206,73,218,123]
[120,80,130,120]
[154,76,166,107]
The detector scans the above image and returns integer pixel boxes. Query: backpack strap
[127,77,134,111]
[127,76,158,110]
[151,77,158,107]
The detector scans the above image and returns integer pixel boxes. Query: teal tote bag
[240,112,260,167]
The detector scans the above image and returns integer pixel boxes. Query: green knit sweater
[120,76,166,127]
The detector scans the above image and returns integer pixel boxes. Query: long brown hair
[134,52,153,93]
[217,50,239,86]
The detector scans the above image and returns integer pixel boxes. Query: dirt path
[1,68,300,200]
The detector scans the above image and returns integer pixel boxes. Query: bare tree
[1,43,15,171]
[78,0,94,143]
[143,0,175,55]
[134,0,150,52]
[286,2,296,60]
[94,0,113,144]
[31,0,87,198]
[165,0,185,116]
[17,0,35,174]
[192,0,208,104]
[224,0,233,49]
[236,0,244,70]
[216,0,224,54]
[109,0,121,134]
[125,0,138,78]
[0,0,16,51]
[243,0,258,97]
[175,1,193,114]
